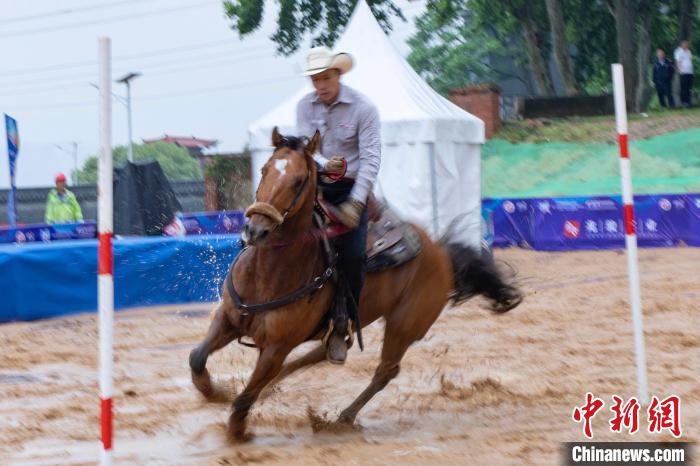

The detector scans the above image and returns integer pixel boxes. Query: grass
[495,107,700,144]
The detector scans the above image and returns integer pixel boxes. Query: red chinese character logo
[563,220,581,239]
[609,395,640,434]
[572,392,605,439]
[648,395,681,438]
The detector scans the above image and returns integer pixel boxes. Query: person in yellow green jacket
[45,173,83,224]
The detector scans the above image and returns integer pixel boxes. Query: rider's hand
[336,200,364,229]
[324,156,345,175]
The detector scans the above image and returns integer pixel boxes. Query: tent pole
[428,143,439,237]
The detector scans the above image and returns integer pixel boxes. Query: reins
[227,139,358,348]
[225,212,336,316]
[227,145,337,316]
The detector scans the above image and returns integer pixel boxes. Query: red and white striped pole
[98,37,114,465]
[612,63,649,404]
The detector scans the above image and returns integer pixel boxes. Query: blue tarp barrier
[0,234,241,323]
[483,193,700,251]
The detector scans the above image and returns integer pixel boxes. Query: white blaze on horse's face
[273,158,288,178]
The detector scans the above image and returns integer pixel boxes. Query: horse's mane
[276,135,308,152]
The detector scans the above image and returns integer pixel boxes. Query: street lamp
[116,72,141,163]
[56,142,79,185]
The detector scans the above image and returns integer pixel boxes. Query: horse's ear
[305,130,321,155]
[271,127,284,147]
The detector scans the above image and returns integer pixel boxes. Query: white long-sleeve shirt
[674,47,694,75]
[296,84,381,203]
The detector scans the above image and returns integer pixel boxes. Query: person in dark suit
[653,48,675,108]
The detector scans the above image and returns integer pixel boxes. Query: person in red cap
[45,173,83,224]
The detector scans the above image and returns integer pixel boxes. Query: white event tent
[248,0,485,248]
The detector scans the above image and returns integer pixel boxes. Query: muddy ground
[1,248,698,465]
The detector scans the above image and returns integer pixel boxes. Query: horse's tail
[441,238,522,313]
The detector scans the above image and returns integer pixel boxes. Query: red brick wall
[449,85,502,139]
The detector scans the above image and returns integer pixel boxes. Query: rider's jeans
[319,178,369,313]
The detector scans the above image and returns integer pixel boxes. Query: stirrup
[322,318,354,348]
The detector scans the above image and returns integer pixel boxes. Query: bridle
[226,136,363,350]
[227,149,337,317]
[244,158,311,227]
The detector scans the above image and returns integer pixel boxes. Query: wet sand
[1,248,698,465]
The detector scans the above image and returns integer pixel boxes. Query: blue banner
[0,210,246,244]
[690,194,700,247]
[5,114,19,227]
[179,210,245,235]
[0,221,97,244]
[483,194,700,251]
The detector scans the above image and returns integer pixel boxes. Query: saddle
[317,195,422,273]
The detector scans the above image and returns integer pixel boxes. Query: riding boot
[326,274,350,365]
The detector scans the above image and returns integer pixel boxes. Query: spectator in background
[674,40,694,107]
[45,173,83,224]
[653,49,675,108]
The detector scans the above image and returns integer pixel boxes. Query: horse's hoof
[192,369,213,395]
[226,425,253,443]
[330,418,361,433]
[192,370,231,403]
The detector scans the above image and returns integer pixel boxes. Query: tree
[464,0,556,96]
[206,152,252,210]
[222,0,405,55]
[610,0,640,109]
[678,0,695,41]
[410,0,559,96]
[512,0,556,95]
[635,0,657,111]
[562,0,617,95]
[545,0,579,94]
[75,142,203,184]
[407,1,508,95]
[410,0,700,110]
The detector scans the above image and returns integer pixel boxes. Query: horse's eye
[294,178,303,188]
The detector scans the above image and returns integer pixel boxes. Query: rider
[296,46,381,364]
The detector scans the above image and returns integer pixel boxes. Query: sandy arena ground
[1,248,698,465]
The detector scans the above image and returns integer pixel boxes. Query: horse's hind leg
[189,303,239,400]
[336,321,411,425]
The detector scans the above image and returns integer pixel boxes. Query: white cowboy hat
[302,46,354,76]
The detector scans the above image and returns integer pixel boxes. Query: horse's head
[242,127,320,246]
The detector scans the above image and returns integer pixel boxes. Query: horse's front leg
[229,344,290,441]
[189,303,240,401]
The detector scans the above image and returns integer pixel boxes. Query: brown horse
[189,128,522,441]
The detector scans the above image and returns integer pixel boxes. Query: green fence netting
[482,128,700,198]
